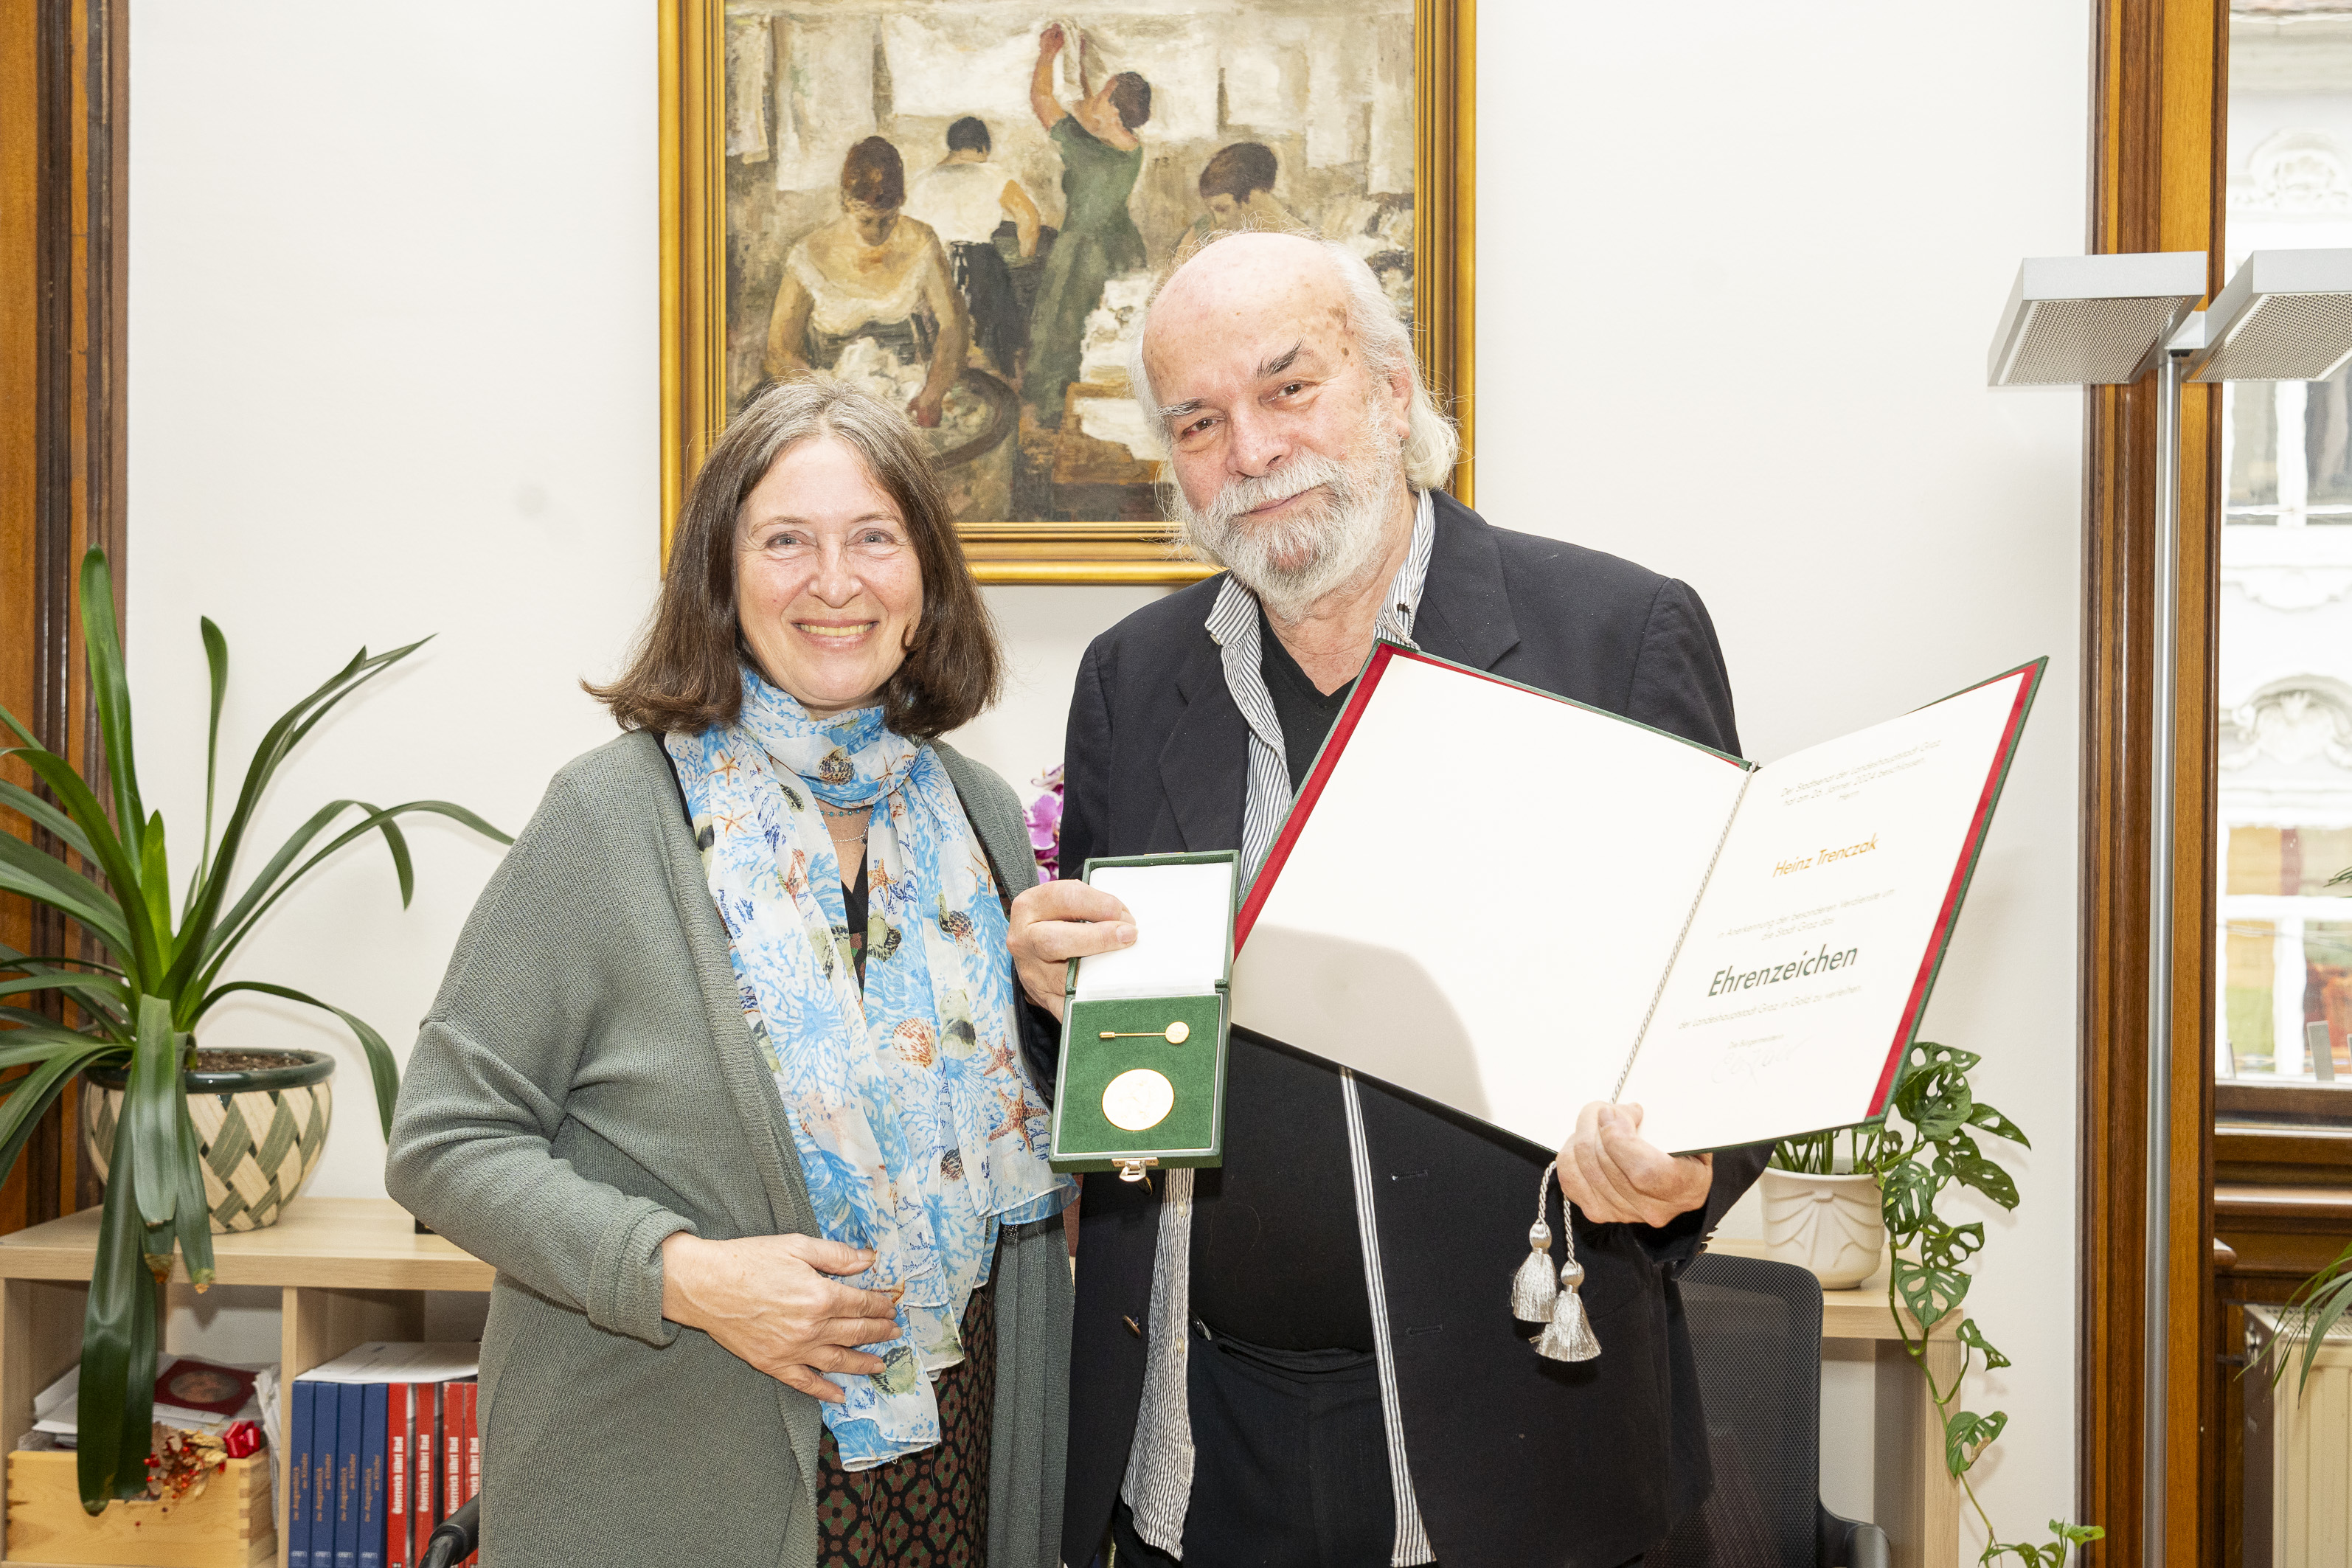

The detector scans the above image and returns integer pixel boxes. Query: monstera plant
[0,549,507,1511]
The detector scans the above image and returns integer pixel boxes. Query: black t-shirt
[1184,611,1375,1353]
[1255,605,1356,789]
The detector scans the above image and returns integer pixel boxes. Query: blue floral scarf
[666,670,1069,1469]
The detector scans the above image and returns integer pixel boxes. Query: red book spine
[442,1387,464,1557]
[386,1385,410,1568]
[460,1384,481,1568]
[414,1386,437,1552]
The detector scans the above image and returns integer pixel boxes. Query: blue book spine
[288,1381,315,1568]
[311,1383,339,1565]
[336,1382,362,1568]
[358,1383,387,1568]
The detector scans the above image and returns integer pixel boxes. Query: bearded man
[1004,232,1769,1568]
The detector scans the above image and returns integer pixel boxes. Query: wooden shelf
[0,1199,486,1568]
[0,1200,490,1292]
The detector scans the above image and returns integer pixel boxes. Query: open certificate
[1229,644,2042,1156]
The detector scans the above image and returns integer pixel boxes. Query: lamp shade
[2188,249,2352,383]
[1986,252,2207,387]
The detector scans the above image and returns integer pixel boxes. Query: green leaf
[196,799,508,987]
[1918,1216,1986,1272]
[2284,1244,2352,1394]
[139,811,172,951]
[1894,1255,1972,1325]
[1967,1100,2030,1148]
[1880,1159,1937,1239]
[161,639,431,999]
[1943,1407,2007,1475]
[198,981,400,1137]
[192,617,229,912]
[1958,1317,2013,1370]
[3,746,155,982]
[1948,1148,2021,1210]
[0,779,97,862]
[76,549,146,848]
[0,970,133,1030]
[0,1029,124,1073]
[168,1091,215,1288]
[0,828,136,954]
[2052,1522,2105,1546]
[0,1036,114,1185]
[124,996,183,1229]
[75,1102,159,1511]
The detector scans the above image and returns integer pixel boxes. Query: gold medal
[1102,1067,1176,1131]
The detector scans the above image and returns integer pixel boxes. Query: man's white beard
[1169,404,1404,623]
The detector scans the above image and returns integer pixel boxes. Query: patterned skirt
[814,1254,999,1568]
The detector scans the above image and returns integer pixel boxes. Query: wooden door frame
[2081,1,2227,1562]
[0,0,127,1234]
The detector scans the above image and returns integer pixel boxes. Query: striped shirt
[1118,489,1438,1565]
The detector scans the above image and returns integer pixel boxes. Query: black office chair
[420,1495,481,1568]
[1654,1252,1891,1568]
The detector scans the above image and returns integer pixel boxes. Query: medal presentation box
[1050,852,1237,1182]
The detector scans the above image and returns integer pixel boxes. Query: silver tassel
[1510,1217,1559,1322]
[1524,1160,1600,1362]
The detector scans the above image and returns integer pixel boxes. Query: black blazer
[1056,493,1772,1568]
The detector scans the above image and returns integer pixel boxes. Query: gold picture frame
[659,0,1474,583]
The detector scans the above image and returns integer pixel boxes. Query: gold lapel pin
[1099,1021,1190,1044]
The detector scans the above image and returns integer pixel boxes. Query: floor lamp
[1988,246,2352,1564]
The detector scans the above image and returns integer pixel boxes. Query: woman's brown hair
[840,136,906,209]
[589,376,1001,740]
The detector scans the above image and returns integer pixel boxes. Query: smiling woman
[386,375,1075,1568]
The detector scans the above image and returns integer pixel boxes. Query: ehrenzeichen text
[1706,944,1859,997]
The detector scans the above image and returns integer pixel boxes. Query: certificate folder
[1050,851,1238,1179]
[1231,643,2043,1157]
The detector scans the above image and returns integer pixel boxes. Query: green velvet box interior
[1052,993,1228,1170]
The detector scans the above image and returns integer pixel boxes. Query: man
[1006,232,1768,1568]
[1184,142,1297,247]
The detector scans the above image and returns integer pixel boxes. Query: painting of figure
[721,0,1418,530]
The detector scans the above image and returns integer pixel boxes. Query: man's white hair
[1125,232,1461,489]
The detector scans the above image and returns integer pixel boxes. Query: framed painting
[659,0,1473,583]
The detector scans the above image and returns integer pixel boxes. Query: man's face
[1204,192,1242,222]
[1142,248,1413,611]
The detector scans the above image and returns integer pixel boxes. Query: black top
[1056,490,1772,1568]
[1185,609,1374,1351]
[842,856,870,986]
[1255,603,1356,790]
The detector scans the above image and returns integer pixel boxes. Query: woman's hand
[1008,880,1135,1018]
[1039,21,1065,56]
[1555,1103,1714,1227]
[909,389,945,429]
[659,1232,904,1403]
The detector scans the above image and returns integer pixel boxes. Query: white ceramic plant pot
[1758,1168,1886,1289]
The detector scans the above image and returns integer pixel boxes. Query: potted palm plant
[0,549,507,1512]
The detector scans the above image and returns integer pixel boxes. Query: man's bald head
[1126,231,1457,492]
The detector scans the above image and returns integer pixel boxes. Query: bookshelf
[0,1198,489,1568]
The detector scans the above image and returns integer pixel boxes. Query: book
[412,1384,438,1564]
[1231,644,2043,1156]
[335,1374,362,1568]
[309,1382,339,1568]
[288,1379,316,1568]
[442,1384,465,1562]
[358,1382,387,1568]
[460,1382,481,1567]
[386,1384,411,1568]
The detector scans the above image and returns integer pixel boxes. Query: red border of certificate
[1236,641,2045,1139]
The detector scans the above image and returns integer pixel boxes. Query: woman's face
[735,434,926,718]
[844,198,899,247]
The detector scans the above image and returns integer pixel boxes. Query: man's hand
[1556,1103,1714,1227]
[1008,879,1135,1018]
[659,1232,903,1404]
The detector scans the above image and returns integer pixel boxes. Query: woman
[1022,22,1150,425]
[905,116,1041,381]
[386,377,1074,1568]
[766,138,969,429]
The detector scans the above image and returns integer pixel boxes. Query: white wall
[126,0,2089,1549]
[1477,0,2089,1550]
[126,3,662,1197]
